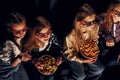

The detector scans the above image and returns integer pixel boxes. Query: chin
[17,36,24,39]
[43,40,49,43]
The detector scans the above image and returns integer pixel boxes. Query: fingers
[56,57,62,65]
[21,53,32,58]
[20,53,32,61]
[71,56,77,61]
[84,58,96,64]
[106,40,115,47]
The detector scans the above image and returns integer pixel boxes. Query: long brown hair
[23,16,51,52]
[4,11,26,50]
[103,2,120,33]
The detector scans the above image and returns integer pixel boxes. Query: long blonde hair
[69,4,99,52]
[23,16,51,52]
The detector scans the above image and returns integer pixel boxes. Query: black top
[30,34,63,59]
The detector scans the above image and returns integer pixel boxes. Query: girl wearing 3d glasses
[23,16,63,80]
[0,11,31,80]
[98,2,120,67]
[64,3,104,80]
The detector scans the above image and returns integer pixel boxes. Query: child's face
[11,21,28,39]
[36,27,52,43]
[81,14,96,30]
[112,6,120,23]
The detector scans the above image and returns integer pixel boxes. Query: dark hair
[75,3,95,21]
[5,11,26,31]
[31,16,51,28]
[1,11,27,49]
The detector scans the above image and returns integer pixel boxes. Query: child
[64,4,104,80]
[23,16,63,80]
[0,11,31,80]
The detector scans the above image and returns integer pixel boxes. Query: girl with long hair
[64,4,104,80]
[98,2,120,67]
[0,11,31,80]
[23,16,63,80]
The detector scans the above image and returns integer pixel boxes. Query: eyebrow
[114,10,120,12]
[39,29,52,34]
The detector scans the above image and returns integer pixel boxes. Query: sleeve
[64,35,77,60]
[0,41,20,78]
[51,34,64,57]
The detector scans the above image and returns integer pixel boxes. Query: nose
[44,34,49,38]
[19,30,26,34]
[19,30,23,34]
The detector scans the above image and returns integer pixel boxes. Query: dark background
[0,0,117,40]
[0,0,120,79]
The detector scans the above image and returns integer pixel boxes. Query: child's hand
[56,57,62,66]
[82,58,97,64]
[20,53,32,62]
[106,40,115,47]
